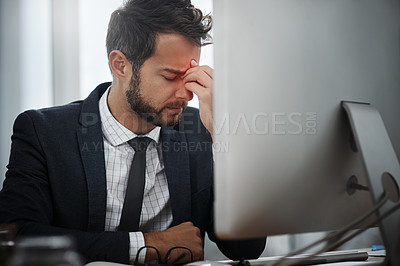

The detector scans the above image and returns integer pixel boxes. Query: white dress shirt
[99,87,173,263]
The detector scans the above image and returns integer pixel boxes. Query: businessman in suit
[0,0,265,264]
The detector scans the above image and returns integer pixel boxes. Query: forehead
[144,33,201,72]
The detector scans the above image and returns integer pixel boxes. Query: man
[0,0,266,264]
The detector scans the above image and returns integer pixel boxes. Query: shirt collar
[99,86,161,147]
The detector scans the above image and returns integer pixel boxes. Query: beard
[125,73,187,127]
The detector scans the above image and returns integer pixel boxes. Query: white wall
[0,0,21,187]
[52,0,81,105]
[20,0,53,110]
[0,0,53,186]
[78,0,122,98]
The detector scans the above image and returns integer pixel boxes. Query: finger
[182,65,213,80]
[182,221,194,226]
[199,252,204,261]
[200,65,213,78]
[192,225,201,238]
[190,60,213,78]
[195,247,205,262]
[185,82,211,101]
[183,70,212,89]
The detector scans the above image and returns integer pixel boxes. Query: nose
[175,80,193,101]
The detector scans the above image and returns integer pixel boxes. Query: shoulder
[11,101,87,147]
[9,101,86,166]
[15,100,84,130]
[14,82,109,129]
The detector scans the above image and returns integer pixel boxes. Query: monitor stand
[342,101,400,266]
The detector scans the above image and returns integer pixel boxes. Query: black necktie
[118,137,152,231]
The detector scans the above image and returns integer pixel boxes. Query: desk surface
[225,249,384,266]
[85,249,385,266]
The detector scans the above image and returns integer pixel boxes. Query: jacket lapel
[76,82,193,230]
[161,125,191,226]
[76,82,110,232]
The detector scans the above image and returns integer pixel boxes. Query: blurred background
[0,0,212,188]
[0,0,382,261]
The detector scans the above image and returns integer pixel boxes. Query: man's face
[126,33,201,127]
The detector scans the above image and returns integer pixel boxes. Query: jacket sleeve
[0,112,130,264]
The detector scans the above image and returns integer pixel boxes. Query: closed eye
[164,76,178,81]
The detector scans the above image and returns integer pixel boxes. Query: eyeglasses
[134,246,193,265]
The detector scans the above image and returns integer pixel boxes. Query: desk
[85,249,385,266]
[222,249,384,266]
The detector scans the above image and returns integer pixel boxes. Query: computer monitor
[213,0,400,264]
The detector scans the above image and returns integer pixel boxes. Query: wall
[0,0,53,186]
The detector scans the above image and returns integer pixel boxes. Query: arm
[183,63,267,260]
[14,220,130,263]
[0,112,130,264]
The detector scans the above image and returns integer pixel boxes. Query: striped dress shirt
[99,87,173,263]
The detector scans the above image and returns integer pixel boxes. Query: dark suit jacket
[0,82,265,264]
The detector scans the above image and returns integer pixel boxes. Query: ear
[109,50,132,81]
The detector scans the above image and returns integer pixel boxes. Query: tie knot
[128,137,152,152]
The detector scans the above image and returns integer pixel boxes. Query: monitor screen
[213,0,400,243]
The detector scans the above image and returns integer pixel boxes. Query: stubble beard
[125,72,187,127]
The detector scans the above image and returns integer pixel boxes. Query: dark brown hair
[106,0,212,74]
